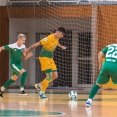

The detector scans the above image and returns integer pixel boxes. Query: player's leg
[52,71,58,81]
[39,59,58,98]
[86,69,110,107]
[86,83,101,107]
[39,58,58,97]
[0,75,18,98]
[35,71,53,98]
[19,69,27,95]
[39,72,52,98]
[50,58,58,81]
[35,57,58,98]
[109,70,117,84]
[10,64,27,95]
[38,71,58,98]
[0,64,21,98]
[34,57,51,94]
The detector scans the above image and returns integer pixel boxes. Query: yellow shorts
[39,57,57,72]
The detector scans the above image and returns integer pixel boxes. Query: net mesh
[7,0,117,89]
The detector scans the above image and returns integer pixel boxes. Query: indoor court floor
[0,88,117,117]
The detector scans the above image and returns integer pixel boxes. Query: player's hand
[62,46,67,50]
[24,52,33,60]
[22,51,26,56]
[99,65,102,71]
[23,49,29,53]
[0,47,4,53]
[0,47,2,53]
[27,52,33,57]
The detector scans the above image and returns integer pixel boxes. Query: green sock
[89,84,100,99]
[3,79,15,89]
[21,72,27,87]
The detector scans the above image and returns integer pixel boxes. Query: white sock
[1,86,5,92]
[87,98,92,102]
[40,91,44,95]
[20,87,24,91]
[38,83,42,87]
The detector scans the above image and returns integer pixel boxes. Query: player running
[0,34,33,98]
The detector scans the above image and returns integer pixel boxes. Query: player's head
[17,34,26,44]
[55,27,65,38]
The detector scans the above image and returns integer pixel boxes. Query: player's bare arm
[0,46,5,53]
[57,42,67,49]
[24,42,41,53]
[23,51,33,60]
[98,51,105,71]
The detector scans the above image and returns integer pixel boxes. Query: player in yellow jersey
[24,27,66,98]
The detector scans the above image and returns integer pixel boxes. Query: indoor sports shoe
[19,90,27,95]
[86,101,92,107]
[35,84,41,93]
[40,93,47,99]
[0,90,3,98]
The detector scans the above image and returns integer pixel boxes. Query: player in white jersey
[0,34,33,98]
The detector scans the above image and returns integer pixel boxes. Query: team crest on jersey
[43,38,47,41]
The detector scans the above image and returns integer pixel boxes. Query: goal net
[7,0,117,90]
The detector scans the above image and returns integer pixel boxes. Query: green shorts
[96,66,117,84]
[10,63,22,76]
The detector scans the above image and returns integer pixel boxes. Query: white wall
[0,0,7,6]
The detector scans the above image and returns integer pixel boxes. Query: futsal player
[86,43,117,107]
[24,27,67,98]
[0,34,33,98]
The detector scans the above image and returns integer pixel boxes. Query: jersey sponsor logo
[106,59,115,62]
[43,38,47,41]
[14,49,17,51]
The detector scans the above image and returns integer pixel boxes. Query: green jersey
[97,44,117,84]
[4,43,25,65]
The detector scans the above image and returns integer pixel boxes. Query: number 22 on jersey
[106,46,117,59]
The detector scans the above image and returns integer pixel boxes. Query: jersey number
[106,46,117,58]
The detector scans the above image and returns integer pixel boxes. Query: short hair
[18,34,26,39]
[57,27,65,34]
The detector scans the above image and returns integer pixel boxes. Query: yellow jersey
[39,34,59,58]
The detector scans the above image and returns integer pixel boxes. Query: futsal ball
[68,91,77,100]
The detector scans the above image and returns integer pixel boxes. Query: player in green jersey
[0,34,33,98]
[86,44,117,107]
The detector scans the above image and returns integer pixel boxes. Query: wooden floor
[0,88,117,117]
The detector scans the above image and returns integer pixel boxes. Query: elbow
[98,51,102,55]
[98,51,104,57]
